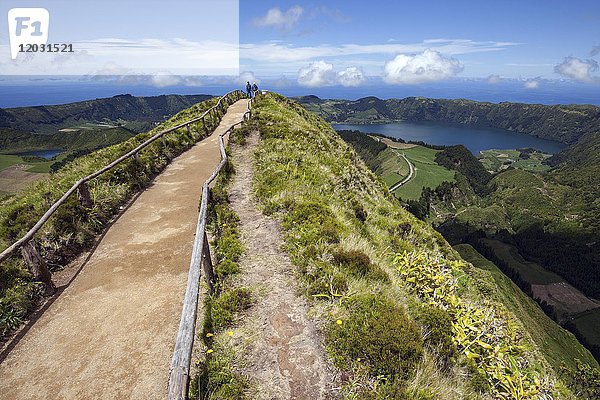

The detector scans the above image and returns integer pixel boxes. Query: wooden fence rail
[0,90,246,281]
[167,97,252,400]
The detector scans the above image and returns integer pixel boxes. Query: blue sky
[240,1,600,87]
[1,0,600,105]
[0,0,239,76]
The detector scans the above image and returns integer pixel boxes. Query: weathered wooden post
[186,124,192,137]
[161,134,166,147]
[77,181,93,209]
[202,232,215,294]
[202,116,208,134]
[21,240,55,295]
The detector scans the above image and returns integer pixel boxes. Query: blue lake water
[333,122,567,155]
[14,149,63,159]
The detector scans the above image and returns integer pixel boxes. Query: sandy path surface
[227,132,336,399]
[0,99,249,400]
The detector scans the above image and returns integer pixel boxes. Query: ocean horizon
[1,78,599,108]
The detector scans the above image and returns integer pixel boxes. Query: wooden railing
[0,90,247,292]
[167,97,252,400]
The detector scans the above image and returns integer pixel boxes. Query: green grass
[455,243,598,370]
[479,149,552,173]
[480,238,563,285]
[0,155,26,171]
[373,147,410,186]
[392,145,455,200]
[249,93,587,399]
[574,309,600,350]
[196,144,253,400]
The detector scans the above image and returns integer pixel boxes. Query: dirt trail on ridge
[0,99,250,400]
[226,132,337,399]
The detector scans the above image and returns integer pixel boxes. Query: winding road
[388,150,415,192]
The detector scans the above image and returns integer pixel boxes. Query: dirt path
[227,132,336,399]
[0,99,250,400]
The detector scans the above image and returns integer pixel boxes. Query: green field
[480,238,563,285]
[0,154,27,171]
[392,145,455,200]
[573,308,600,349]
[455,244,598,370]
[0,153,66,174]
[479,149,552,173]
[373,147,410,186]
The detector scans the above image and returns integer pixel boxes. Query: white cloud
[523,77,541,89]
[151,74,182,87]
[487,74,502,84]
[241,39,517,64]
[554,57,598,83]
[253,6,304,30]
[383,49,463,84]
[238,71,260,85]
[297,60,336,87]
[0,38,239,76]
[337,67,366,87]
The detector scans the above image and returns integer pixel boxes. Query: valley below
[328,95,600,364]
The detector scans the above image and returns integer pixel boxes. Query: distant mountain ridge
[0,93,213,134]
[296,95,600,144]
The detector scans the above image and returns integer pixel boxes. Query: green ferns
[395,251,552,398]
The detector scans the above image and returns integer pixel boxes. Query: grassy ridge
[296,95,600,144]
[0,96,225,338]
[250,93,593,398]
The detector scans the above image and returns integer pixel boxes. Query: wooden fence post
[78,181,93,209]
[21,240,55,295]
[202,232,215,294]
[202,116,208,134]
[186,124,192,136]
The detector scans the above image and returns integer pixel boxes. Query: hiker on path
[251,82,259,98]
[245,81,252,98]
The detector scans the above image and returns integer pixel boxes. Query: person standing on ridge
[251,82,259,98]
[245,81,252,98]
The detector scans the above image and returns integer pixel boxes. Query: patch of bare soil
[0,164,47,193]
[532,282,600,318]
[226,131,337,399]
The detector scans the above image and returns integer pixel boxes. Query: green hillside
[0,94,213,134]
[297,95,600,144]
[250,93,597,399]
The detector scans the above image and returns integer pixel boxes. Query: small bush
[332,249,389,282]
[195,342,250,400]
[415,304,456,366]
[305,261,348,299]
[282,201,342,245]
[350,198,367,223]
[209,287,253,331]
[327,293,423,380]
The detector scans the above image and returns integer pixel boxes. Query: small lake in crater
[332,122,567,155]
[13,149,64,159]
